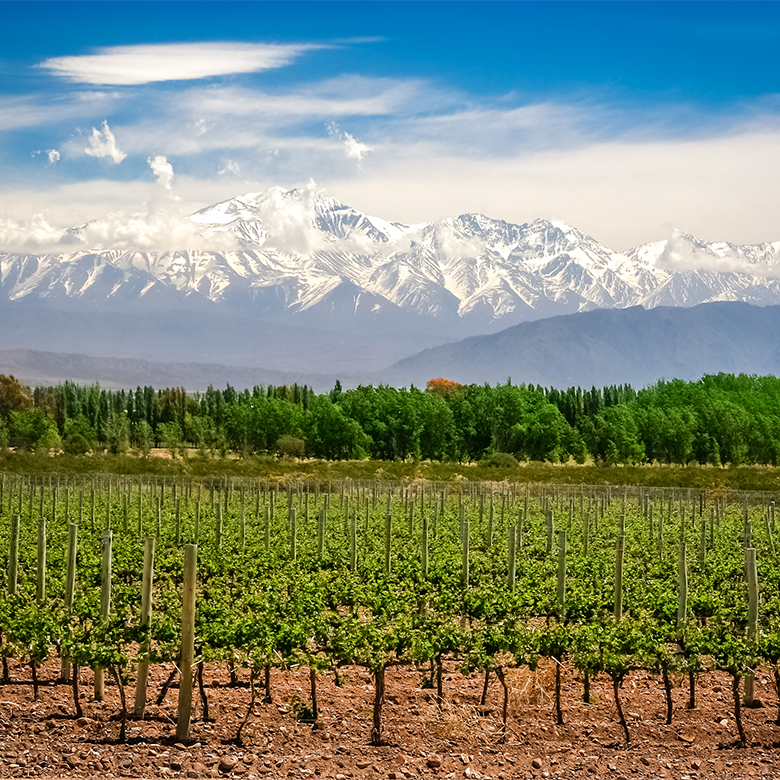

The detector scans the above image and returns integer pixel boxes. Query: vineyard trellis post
[60,522,78,682]
[614,534,624,620]
[36,516,46,603]
[176,543,198,742]
[94,529,113,701]
[134,536,156,717]
[677,541,688,628]
[744,547,758,706]
[8,515,20,596]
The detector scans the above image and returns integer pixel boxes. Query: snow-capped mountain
[5,186,780,326]
[3,186,780,374]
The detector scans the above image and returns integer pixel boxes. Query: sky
[2,0,780,251]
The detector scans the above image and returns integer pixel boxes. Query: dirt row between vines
[0,659,777,780]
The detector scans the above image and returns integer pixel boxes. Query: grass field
[1,450,779,492]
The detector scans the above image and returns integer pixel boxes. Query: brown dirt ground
[0,659,777,780]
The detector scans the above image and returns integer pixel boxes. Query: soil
[0,659,777,780]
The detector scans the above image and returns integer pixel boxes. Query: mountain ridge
[379,301,780,389]
[3,302,779,393]
[3,188,780,374]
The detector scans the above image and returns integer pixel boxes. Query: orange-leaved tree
[426,378,464,397]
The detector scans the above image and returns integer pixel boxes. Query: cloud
[328,128,780,249]
[218,160,242,176]
[0,91,122,131]
[655,228,780,275]
[327,122,373,165]
[84,120,126,163]
[40,42,323,85]
[0,206,239,255]
[31,149,60,164]
[0,159,237,254]
[148,155,175,192]
[0,212,69,250]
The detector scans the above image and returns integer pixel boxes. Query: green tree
[104,412,130,455]
[0,374,32,420]
[62,415,96,456]
[134,420,154,457]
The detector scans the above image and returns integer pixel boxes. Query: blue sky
[2,0,780,249]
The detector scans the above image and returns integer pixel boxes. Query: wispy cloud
[31,149,61,165]
[327,122,373,165]
[40,42,324,85]
[148,155,175,192]
[84,120,126,163]
[0,158,238,254]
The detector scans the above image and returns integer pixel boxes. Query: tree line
[0,372,778,467]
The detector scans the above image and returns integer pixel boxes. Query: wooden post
[461,505,470,588]
[744,547,758,705]
[421,513,429,578]
[350,510,357,572]
[176,544,198,742]
[8,515,20,595]
[94,530,112,701]
[175,498,182,546]
[764,512,775,555]
[60,523,78,681]
[290,507,297,562]
[546,510,554,554]
[36,517,47,603]
[699,517,707,569]
[134,537,156,717]
[137,482,143,536]
[614,535,625,620]
[677,541,688,628]
[557,530,567,612]
[316,505,325,559]
[507,526,516,594]
[517,509,524,550]
[583,511,590,556]
[384,509,392,576]
[240,504,246,551]
[216,503,223,549]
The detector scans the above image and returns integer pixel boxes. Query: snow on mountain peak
[3,185,780,326]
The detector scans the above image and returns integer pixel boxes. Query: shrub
[277,435,306,459]
[479,452,518,468]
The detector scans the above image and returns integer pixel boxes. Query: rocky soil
[0,659,778,779]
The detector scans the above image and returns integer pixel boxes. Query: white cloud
[84,120,126,163]
[31,148,59,164]
[655,228,780,275]
[0,205,238,255]
[328,129,780,249]
[148,155,175,192]
[0,212,68,250]
[218,160,242,176]
[0,91,121,131]
[40,42,323,85]
[327,122,373,165]
[0,161,238,254]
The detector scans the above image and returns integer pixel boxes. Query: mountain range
[1,302,778,393]
[2,186,780,376]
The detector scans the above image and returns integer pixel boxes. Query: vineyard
[1,474,780,778]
